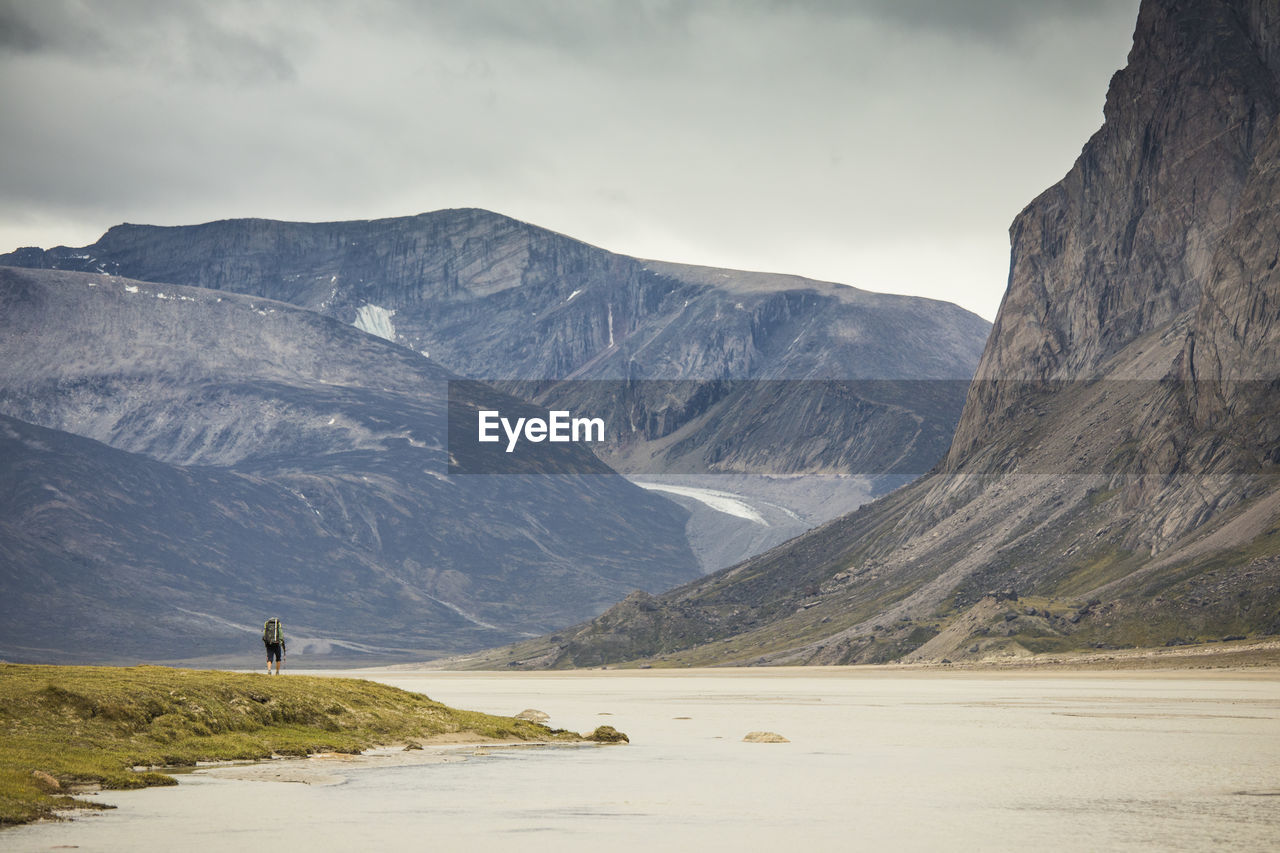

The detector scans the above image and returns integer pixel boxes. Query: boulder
[742,731,789,743]
[585,725,629,743]
[515,709,550,724]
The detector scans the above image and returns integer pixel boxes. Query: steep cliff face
[1187,104,1280,388]
[932,0,1280,560]
[470,0,1280,670]
[953,0,1280,452]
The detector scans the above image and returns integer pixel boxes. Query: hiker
[263,617,286,675]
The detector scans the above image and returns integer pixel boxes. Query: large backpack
[263,617,283,645]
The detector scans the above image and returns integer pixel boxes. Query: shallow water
[8,669,1280,851]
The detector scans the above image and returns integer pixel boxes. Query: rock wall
[952,0,1280,460]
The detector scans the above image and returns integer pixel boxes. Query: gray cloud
[0,0,1141,318]
[0,2,44,52]
[0,0,295,83]
[848,0,1126,40]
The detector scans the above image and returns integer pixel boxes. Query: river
[7,668,1280,851]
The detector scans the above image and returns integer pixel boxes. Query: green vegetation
[1086,486,1121,508]
[1050,545,1140,598]
[1017,636,1082,655]
[0,664,584,826]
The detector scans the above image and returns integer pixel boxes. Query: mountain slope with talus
[2,208,990,572]
[460,0,1280,670]
[0,266,698,664]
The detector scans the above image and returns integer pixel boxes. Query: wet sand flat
[7,668,1280,852]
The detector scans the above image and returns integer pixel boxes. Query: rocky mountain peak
[951,0,1280,461]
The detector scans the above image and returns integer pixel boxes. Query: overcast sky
[0,0,1140,320]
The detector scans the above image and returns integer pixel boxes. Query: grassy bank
[0,664,583,826]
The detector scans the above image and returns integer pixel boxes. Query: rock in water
[743,732,789,743]
[584,725,629,744]
[514,709,550,724]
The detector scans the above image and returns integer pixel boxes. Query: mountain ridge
[2,207,988,382]
[2,206,991,573]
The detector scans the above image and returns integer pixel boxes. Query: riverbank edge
[410,637,1280,673]
[0,664,603,827]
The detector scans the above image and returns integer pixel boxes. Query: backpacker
[263,617,283,645]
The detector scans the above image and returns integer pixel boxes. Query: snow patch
[633,482,768,525]
[133,288,198,303]
[567,289,582,302]
[354,304,396,342]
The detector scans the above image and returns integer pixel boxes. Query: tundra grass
[0,664,580,826]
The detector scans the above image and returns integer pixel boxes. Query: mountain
[0,212,986,384]
[459,0,1280,669]
[2,209,991,570]
[0,266,698,664]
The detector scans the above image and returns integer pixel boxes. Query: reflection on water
[7,670,1280,852]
